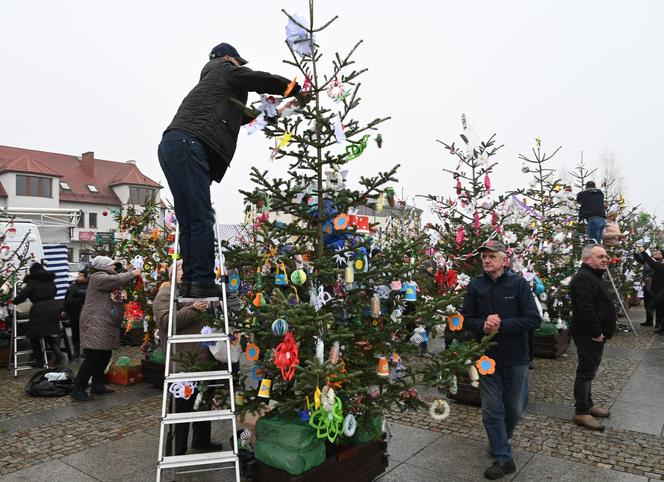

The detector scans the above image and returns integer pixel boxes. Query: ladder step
[12,365,34,371]
[177,296,220,303]
[162,409,235,424]
[17,319,29,324]
[15,350,34,356]
[158,451,238,470]
[14,335,28,340]
[168,333,228,343]
[165,370,233,383]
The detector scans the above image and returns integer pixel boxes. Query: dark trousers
[74,349,112,390]
[70,317,81,355]
[31,336,65,364]
[158,129,215,287]
[573,336,605,415]
[643,289,654,324]
[527,330,535,362]
[174,390,211,455]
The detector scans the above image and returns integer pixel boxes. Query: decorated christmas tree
[0,219,32,340]
[217,3,492,449]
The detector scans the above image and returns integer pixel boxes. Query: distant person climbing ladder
[576,181,606,243]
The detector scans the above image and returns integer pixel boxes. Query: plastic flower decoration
[476,355,496,375]
[273,332,300,382]
[245,343,260,362]
[285,14,313,57]
[447,313,464,331]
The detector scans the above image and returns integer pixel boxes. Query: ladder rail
[157,209,240,482]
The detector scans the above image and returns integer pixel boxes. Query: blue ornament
[271,318,289,336]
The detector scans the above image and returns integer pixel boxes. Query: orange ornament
[476,355,496,375]
[447,313,464,331]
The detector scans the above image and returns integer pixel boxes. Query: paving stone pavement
[1,309,663,481]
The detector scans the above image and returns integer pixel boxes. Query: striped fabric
[43,243,69,300]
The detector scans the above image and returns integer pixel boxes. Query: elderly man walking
[462,240,542,479]
[570,244,617,430]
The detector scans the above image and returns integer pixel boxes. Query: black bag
[25,367,75,397]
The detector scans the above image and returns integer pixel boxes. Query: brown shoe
[573,414,605,431]
[590,407,610,418]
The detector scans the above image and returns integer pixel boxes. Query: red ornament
[474,210,480,236]
[102,210,109,216]
[491,211,498,226]
[455,227,465,248]
[455,179,462,196]
[273,332,300,382]
[484,174,491,191]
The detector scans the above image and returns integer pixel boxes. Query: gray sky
[2,1,663,223]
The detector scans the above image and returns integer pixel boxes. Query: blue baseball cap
[209,43,248,64]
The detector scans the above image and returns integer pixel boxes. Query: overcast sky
[2,1,663,223]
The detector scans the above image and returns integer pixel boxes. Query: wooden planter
[251,440,388,482]
[533,329,571,358]
[140,359,165,388]
[447,374,481,406]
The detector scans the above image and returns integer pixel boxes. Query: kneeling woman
[71,256,141,401]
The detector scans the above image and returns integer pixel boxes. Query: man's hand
[483,314,501,334]
[591,335,605,342]
[192,301,209,312]
[131,269,142,277]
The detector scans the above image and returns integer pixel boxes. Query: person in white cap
[71,256,141,401]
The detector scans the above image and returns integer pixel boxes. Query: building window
[129,186,156,204]
[60,182,71,191]
[89,212,97,229]
[16,175,52,197]
[78,212,85,228]
[87,184,98,192]
[67,247,74,262]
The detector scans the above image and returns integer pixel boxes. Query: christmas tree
[0,219,32,340]
[219,2,491,445]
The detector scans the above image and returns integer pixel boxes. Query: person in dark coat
[461,240,542,480]
[570,244,617,431]
[63,268,89,358]
[576,181,606,244]
[71,256,141,402]
[635,248,664,333]
[13,262,66,367]
[158,42,302,299]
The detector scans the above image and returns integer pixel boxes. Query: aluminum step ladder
[156,211,240,482]
[9,282,48,377]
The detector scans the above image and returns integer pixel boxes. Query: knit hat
[91,256,115,270]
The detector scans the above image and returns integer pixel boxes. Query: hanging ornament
[429,399,451,421]
[455,178,462,196]
[245,343,260,361]
[385,187,396,208]
[329,341,340,364]
[473,210,480,236]
[326,78,350,102]
[402,281,417,302]
[376,192,386,213]
[447,313,464,331]
[252,292,266,307]
[258,378,272,398]
[455,227,465,248]
[467,364,480,388]
[151,226,160,241]
[476,355,496,375]
[370,293,381,318]
[375,134,383,148]
[274,262,289,285]
[491,211,498,227]
[354,256,366,271]
[376,356,390,377]
[315,337,324,364]
[344,134,370,161]
[271,318,289,336]
[484,174,491,191]
[333,213,350,231]
[344,265,354,285]
[273,332,300,382]
[169,381,197,400]
[309,387,343,443]
[228,273,241,292]
[314,386,322,410]
[449,375,458,395]
[342,414,357,436]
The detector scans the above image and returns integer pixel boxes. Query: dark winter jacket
[63,281,88,324]
[166,59,300,182]
[79,268,137,351]
[634,251,664,297]
[13,268,61,338]
[570,264,617,339]
[576,188,606,220]
[462,270,542,367]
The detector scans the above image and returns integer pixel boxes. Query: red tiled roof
[0,154,62,178]
[0,146,161,206]
[0,182,7,198]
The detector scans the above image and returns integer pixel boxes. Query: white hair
[582,244,603,261]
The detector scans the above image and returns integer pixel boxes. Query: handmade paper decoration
[245,343,260,361]
[169,381,197,400]
[273,332,300,381]
[344,134,370,161]
[447,313,464,331]
[375,133,383,148]
[277,131,294,150]
[467,364,480,388]
[344,265,354,285]
[315,337,324,364]
[286,14,313,57]
[333,117,346,143]
[429,399,451,421]
[370,293,381,318]
[274,263,288,285]
[476,355,496,375]
[329,341,340,364]
[244,114,267,135]
[348,214,370,233]
[130,255,144,270]
[228,273,240,292]
[402,281,417,302]
[271,318,289,336]
[333,213,350,230]
[309,386,343,443]
[290,269,307,286]
[258,378,272,398]
[376,356,389,377]
[342,414,357,437]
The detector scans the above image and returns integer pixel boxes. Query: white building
[0,146,163,264]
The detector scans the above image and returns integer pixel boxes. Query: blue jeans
[158,129,215,286]
[479,363,529,463]
[587,216,605,244]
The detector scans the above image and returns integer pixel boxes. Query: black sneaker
[91,384,115,395]
[177,281,191,297]
[640,321,653,327]
[189,283,221,299]
[70,389,92,402]
[484,460,516,480]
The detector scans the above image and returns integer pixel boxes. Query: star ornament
[476,355,496,375]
